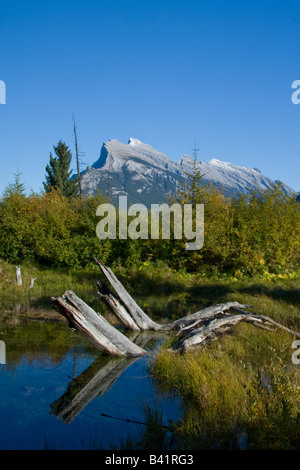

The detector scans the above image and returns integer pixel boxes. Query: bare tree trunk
[73,114,82,199]
[97,281,141,331]
[52,260,300,356]
[51,290,147,357]
[0,340,6,365]
[15,266,22,286]
[95,258,159,331]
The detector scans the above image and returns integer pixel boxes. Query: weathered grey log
[52,261,300,356]
[97,281,141,331]
[51,291,147,357]
[168,302,254,332]
[171,314,256,352]
[170,312,300,353]
[94,260,300,353]
[95,258,159,330]
[95,258,254,333]
[15,266,22,286]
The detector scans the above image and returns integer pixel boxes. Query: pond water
[0,298,184,450]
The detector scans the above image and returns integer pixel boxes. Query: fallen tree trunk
[97,281,141,331]
[95,259,253,333]
[51,260,300,356]
[170,311,300,353]
[51,291,147,357]
[95,258,159,331]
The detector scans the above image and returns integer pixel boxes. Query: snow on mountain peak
[209,158,231,166]
[128,137,142,145]
[79,138,295,204]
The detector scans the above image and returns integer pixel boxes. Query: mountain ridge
[77,138,295,205]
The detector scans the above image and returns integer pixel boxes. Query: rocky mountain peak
[78,138,295,205]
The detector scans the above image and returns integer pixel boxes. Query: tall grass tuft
[151,326,300,449]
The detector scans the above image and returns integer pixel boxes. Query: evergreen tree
[3,171,26,197]
[177,142,207,204]
[43,141,79,198]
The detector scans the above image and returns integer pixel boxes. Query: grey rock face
[77,138,294,205]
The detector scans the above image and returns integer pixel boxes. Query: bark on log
[95,258,159,330]
[95,258,253,333]
[52,260,300,356]
[51,291,147,357]
[97,281,141,331]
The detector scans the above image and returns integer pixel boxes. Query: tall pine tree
[177,142,207,204]
[3,171,26,197]
[43,141,79,198]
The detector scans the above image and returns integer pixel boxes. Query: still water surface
[0,298,183,450]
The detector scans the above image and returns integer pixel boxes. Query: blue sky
[0,0,299,194]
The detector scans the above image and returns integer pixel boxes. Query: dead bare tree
[72,113,83,199]
[51,258,300,356]
[15,266,22,286]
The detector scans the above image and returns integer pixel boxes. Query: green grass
[151,328,300,449]
[150,279,300,450]
[1,259,300,450]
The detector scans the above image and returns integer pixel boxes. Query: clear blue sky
[0,0,299,194]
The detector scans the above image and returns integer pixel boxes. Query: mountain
[77,138,294,205]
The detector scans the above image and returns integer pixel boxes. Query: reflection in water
[50,331,167,424]
[0,302,181,449]
[0,340,5,364]
[50,356,139,424]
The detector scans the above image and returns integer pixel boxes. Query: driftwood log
[51,258,300,356]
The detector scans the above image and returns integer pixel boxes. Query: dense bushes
[0,184,299,276]
[0,190,107,267]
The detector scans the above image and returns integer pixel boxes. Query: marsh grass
[0,261,102,317]
[151,326,300,449]
[1,260,300,449]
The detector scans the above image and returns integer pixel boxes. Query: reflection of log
[52,260,300,355]
[0,340,6,365]
[50,356,138,423]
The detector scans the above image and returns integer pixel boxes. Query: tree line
[0,140,299,276]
